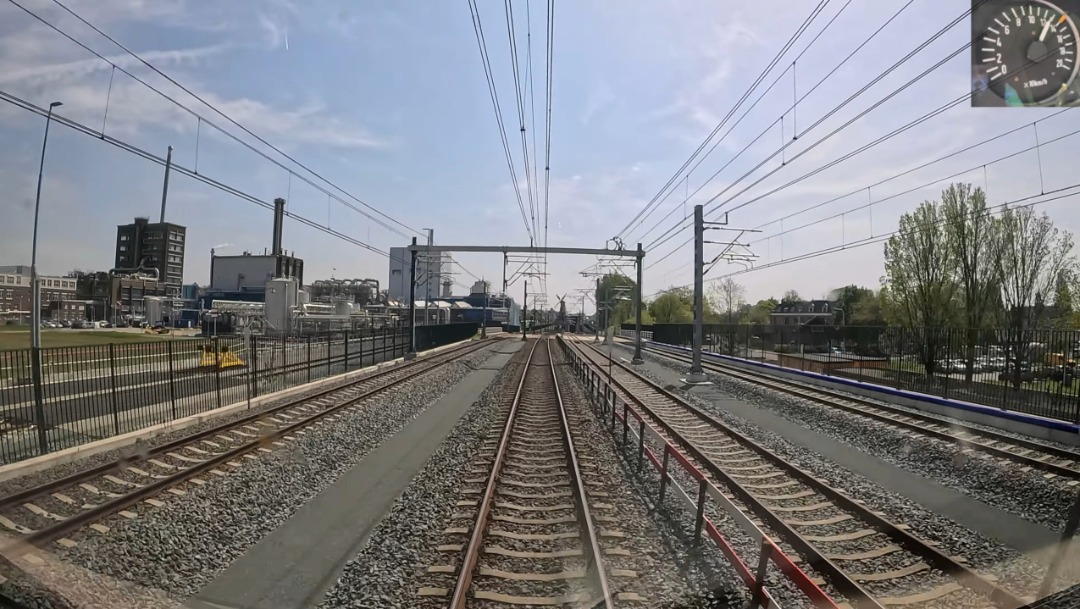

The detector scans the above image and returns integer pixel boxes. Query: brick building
[0,266,82,322]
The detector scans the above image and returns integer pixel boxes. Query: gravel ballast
[316,346,526,609]
[612,343,1052,599]
[0,343,498,607]
[629,344,1077,533]
[552,346,742,608]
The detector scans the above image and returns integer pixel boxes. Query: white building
[388,246,451,302]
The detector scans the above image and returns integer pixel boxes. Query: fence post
[108,343,121,436]
[326,334,332,378]
[251,335,260,401]
[694,478,708,544]
[166,340,177,420]
[621,403,629,446]
[306,337,313,383]
[344,333,350,372]
[29,347,49,455]
[637,420,646,472]
[213,338,223,410]
[658,446,671,504]
[750,540,772,608]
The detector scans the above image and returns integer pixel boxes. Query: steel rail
[639,341,1080,479]
[3,340,492,549]
[548,338,615,608]
[450,338,539,609]
[570,337,1027,609]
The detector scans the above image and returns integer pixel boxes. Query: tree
[884,199,959,374]
[827,285,876,325]
[849,290,885,326]
[596,273,635,329]
[996,205,1075,377]
[781,289,801,303]
[942,183,1002,381]
[709,278,746,323]
[745,298,778,324]
[649,288,693,323]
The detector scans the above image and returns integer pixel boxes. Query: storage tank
[334,300,355,316]
[265,278,298,334]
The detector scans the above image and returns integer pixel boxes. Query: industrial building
[388,246,451,302]
[74,270,170,323]
[308,278,382,306]
[114,217,187,296]
[202,198,305,307]
[209,251,304,293]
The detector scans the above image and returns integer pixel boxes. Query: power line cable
[745,111,1076,244]
[504,0,539,239]
[542,0,555,298]
[642,107,1075,278]
[613,0,831,241]
[628,0,915,246]
[645,185,1080,299]
[0,88,389,257]
[641,2,985,256]
[29,0,423,239]
[467,0,535,242]
[646,40,987,264]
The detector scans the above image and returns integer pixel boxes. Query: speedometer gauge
[978,0,1080,105]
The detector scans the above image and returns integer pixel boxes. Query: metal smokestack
[272,197,285,256]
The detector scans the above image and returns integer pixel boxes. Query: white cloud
[0,9,385,151]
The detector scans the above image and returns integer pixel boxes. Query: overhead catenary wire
[542,0,555,298]
[645,39,995,266]
[639,0,989,254]
[19,0,423,240]
[644,184,1080,300]
[467,0,535,243]
[0,87,389,257]
[627,0,916,248]
[745,110,1077,245]
[613,0,833,243]
[504,0,539,240]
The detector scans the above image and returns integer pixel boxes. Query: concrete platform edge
[0,338,480,483]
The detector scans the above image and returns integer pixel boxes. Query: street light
[28,100,61,456]
[30,101,62,347]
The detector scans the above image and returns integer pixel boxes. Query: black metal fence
[0,323,478,465]
[643,323,1080,424]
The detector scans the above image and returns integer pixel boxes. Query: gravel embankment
[630,344,1076,533]
[0,343,474,500]
[615,343,1051,599]
[0,344,497,607]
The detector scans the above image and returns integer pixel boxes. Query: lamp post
[29,100,61,456]
[30,101,62,348]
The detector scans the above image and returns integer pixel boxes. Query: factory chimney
[272,197,286,256]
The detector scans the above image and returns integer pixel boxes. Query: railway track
[634,340,1080,483]
[567,336,1028,609]
[0,338,493,553]
[421,338,646,608]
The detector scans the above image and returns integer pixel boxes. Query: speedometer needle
[1041,17,1055,41]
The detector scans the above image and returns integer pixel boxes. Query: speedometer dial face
[978,0,1080,105]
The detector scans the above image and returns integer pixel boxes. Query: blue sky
[1,0,1078,312]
